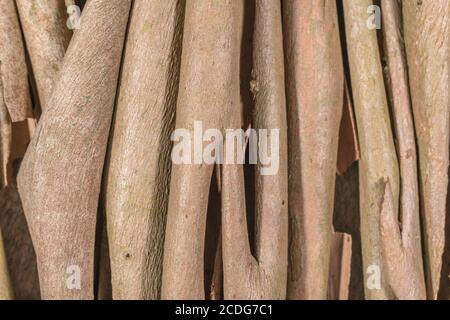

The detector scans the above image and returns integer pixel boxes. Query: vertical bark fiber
[105,0,183,300]
[283,0,344,299]
[379,0,426,300]
[221,0,288,300]
[17,0,131,299]
[16,0,72,111]
[162,0,243,299]
[403,0,450,300]
[343,0,399,299]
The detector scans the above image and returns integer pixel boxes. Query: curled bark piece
[380,0,426,300]
[221,0,287,300]
[161,0,243,299]
[0,229,13,300]
[343,0,399,299]
[0,72,12,187]
[328,232,352,300]
[337,82,359,176]
[16,0,72,111]
[105,0,183,300]
[0,0,33,122]
[17,0,131,299]
[283,0,344,299]
[403,0,450,299]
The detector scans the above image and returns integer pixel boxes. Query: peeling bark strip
[403,0,450,300]
[105,0,183,300]
[0,229,13,300]
[161,0,243,300]
[379,0,426,300]
[17,0,131,299]
[16,0,72,111]
[343,0,399,300]
[283,0,344,299]
[0,0,33,123]
[0,70,12,187]
[221,0,288,300]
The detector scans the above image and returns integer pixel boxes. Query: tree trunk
[283,0,344,299]
[162,0,243,300]
[379,0,426,300]
[17,0,131,299]
[105,0,183,300]
[343,0,399,300]
[403,0,450,300]
[221,0,288,300]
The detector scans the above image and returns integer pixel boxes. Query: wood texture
[221,0,288,300]
[379,0,426,300]
[16,0,72,111]
[162,0,244,299]
[0,228,13,299]
[343,0,399,300]
[283,0,344,299]
[17,0,131,299]
[105,0,183,300]
[403,0,450,300]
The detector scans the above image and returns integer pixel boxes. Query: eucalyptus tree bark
[0,0,33,124]
[0,0,34,296]
[16,0,72,111]
[161,0,243,300]
[105,0,183,300]
[403,0,450,300]
[0,76,13,299]
[379,0,426,300]
[0,77,12,187]
[328,232,352,300]
[0,229,13,299]
[283,0,344,299]
[17,0,131,299]
[221,0,288,300]
[343,0,399,300]
[0,0,33,184]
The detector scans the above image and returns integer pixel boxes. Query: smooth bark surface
[0,0,33,123]
[283,0,344,299]
[17,0,131,299]
[343,0,399,300]
[403,0,450,300]
[162,0,243,299]
[221,0,288,300]
[380,0,426,300]
[105,0,183,300]
[16,0,72,111]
